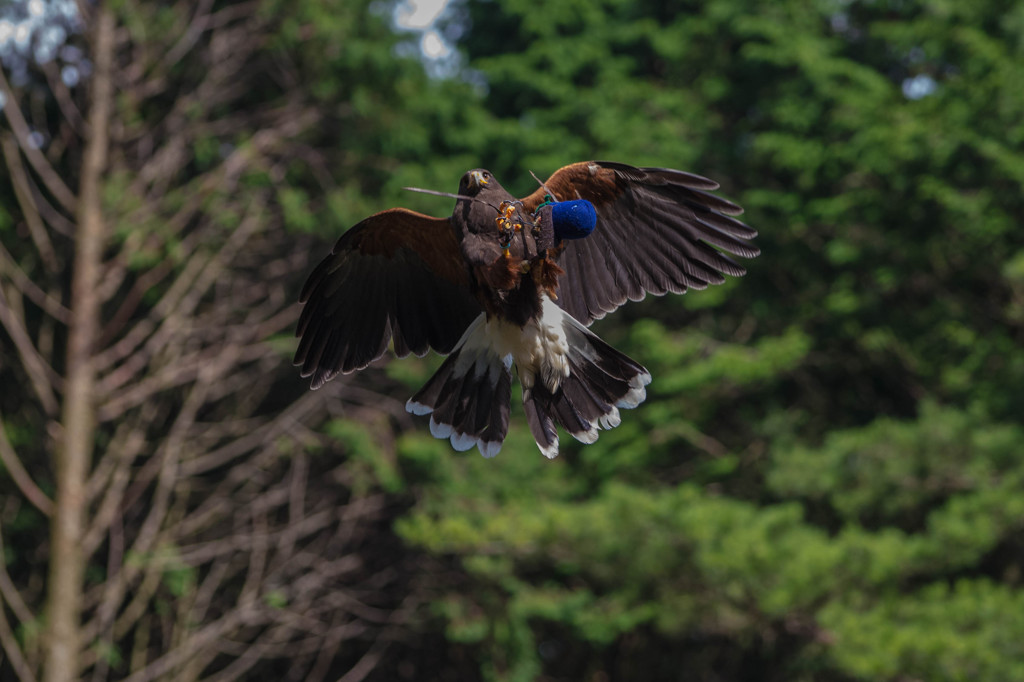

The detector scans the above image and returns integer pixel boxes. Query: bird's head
[460,168,496,196]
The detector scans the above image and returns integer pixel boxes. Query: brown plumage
[521,162,757,324]
[294,209,479,387]
[295,161,759,457]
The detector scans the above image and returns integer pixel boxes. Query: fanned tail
[407,300,649,459]
[522,307,651,458]
[406,314,512,458]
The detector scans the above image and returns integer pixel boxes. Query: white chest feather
[462,294,570,393]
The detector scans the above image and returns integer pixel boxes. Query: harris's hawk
[295,161,759,458]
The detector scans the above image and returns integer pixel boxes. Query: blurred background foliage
[2,0,1023,680]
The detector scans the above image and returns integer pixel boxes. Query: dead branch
[0,602,37,682]
[0,242,70,323]
[0,523,37,628]
[0,134,59,271]
[0,69,78,213]
[0,285,60,416]
[0,413,53,516]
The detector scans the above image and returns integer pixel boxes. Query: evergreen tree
[395,1,1024,680]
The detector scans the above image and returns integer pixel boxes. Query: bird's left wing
[521,161,760,326]
[295,208,482,389]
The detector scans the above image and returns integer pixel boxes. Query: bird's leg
[496,200,524,258]
[523,199,545,241]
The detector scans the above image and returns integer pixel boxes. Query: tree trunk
[44,7,115,682]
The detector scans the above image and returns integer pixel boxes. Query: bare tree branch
[40,61,87,137]
[0,285,61,416]
[0,242,70,324]
[93,191,269,385]
[336,639,388,682]
[161,0,216,69]
[0,69,78,214]
[118,606,257,682]
[0,522,37,629]
[23,172,77,237]
[0,413,54,516]
[0,602,37,682]
[181,391,325,476]
[92,253,208,376]
[0,134,59,271]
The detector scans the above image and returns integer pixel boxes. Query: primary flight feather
[295,161,759,458]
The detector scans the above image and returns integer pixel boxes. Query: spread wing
[521,161,760,326]
[295,208,482,389]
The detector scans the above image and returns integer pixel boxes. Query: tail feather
[521,309,651,458]
[549,383,599,445]
[406,315,512,458]
[523,390,559,459]
[407,297,650,459]
[567,362,623,430]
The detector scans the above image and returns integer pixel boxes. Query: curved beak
[470,170,489,189]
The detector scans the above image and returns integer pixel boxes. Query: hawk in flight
[295,162,758,458]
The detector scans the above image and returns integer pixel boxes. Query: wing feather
[295,208,481,388]
[522,161,759,325]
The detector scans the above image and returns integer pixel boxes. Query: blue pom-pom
[551,199,597,241]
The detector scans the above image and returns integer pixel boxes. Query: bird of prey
[295,161,758,458]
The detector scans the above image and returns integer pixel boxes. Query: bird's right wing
[295,208,482,389]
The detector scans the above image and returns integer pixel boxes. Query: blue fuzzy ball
[551,199,597,240]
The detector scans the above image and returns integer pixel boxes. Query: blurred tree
[0,0,480,680]
[390,0,1024,680]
